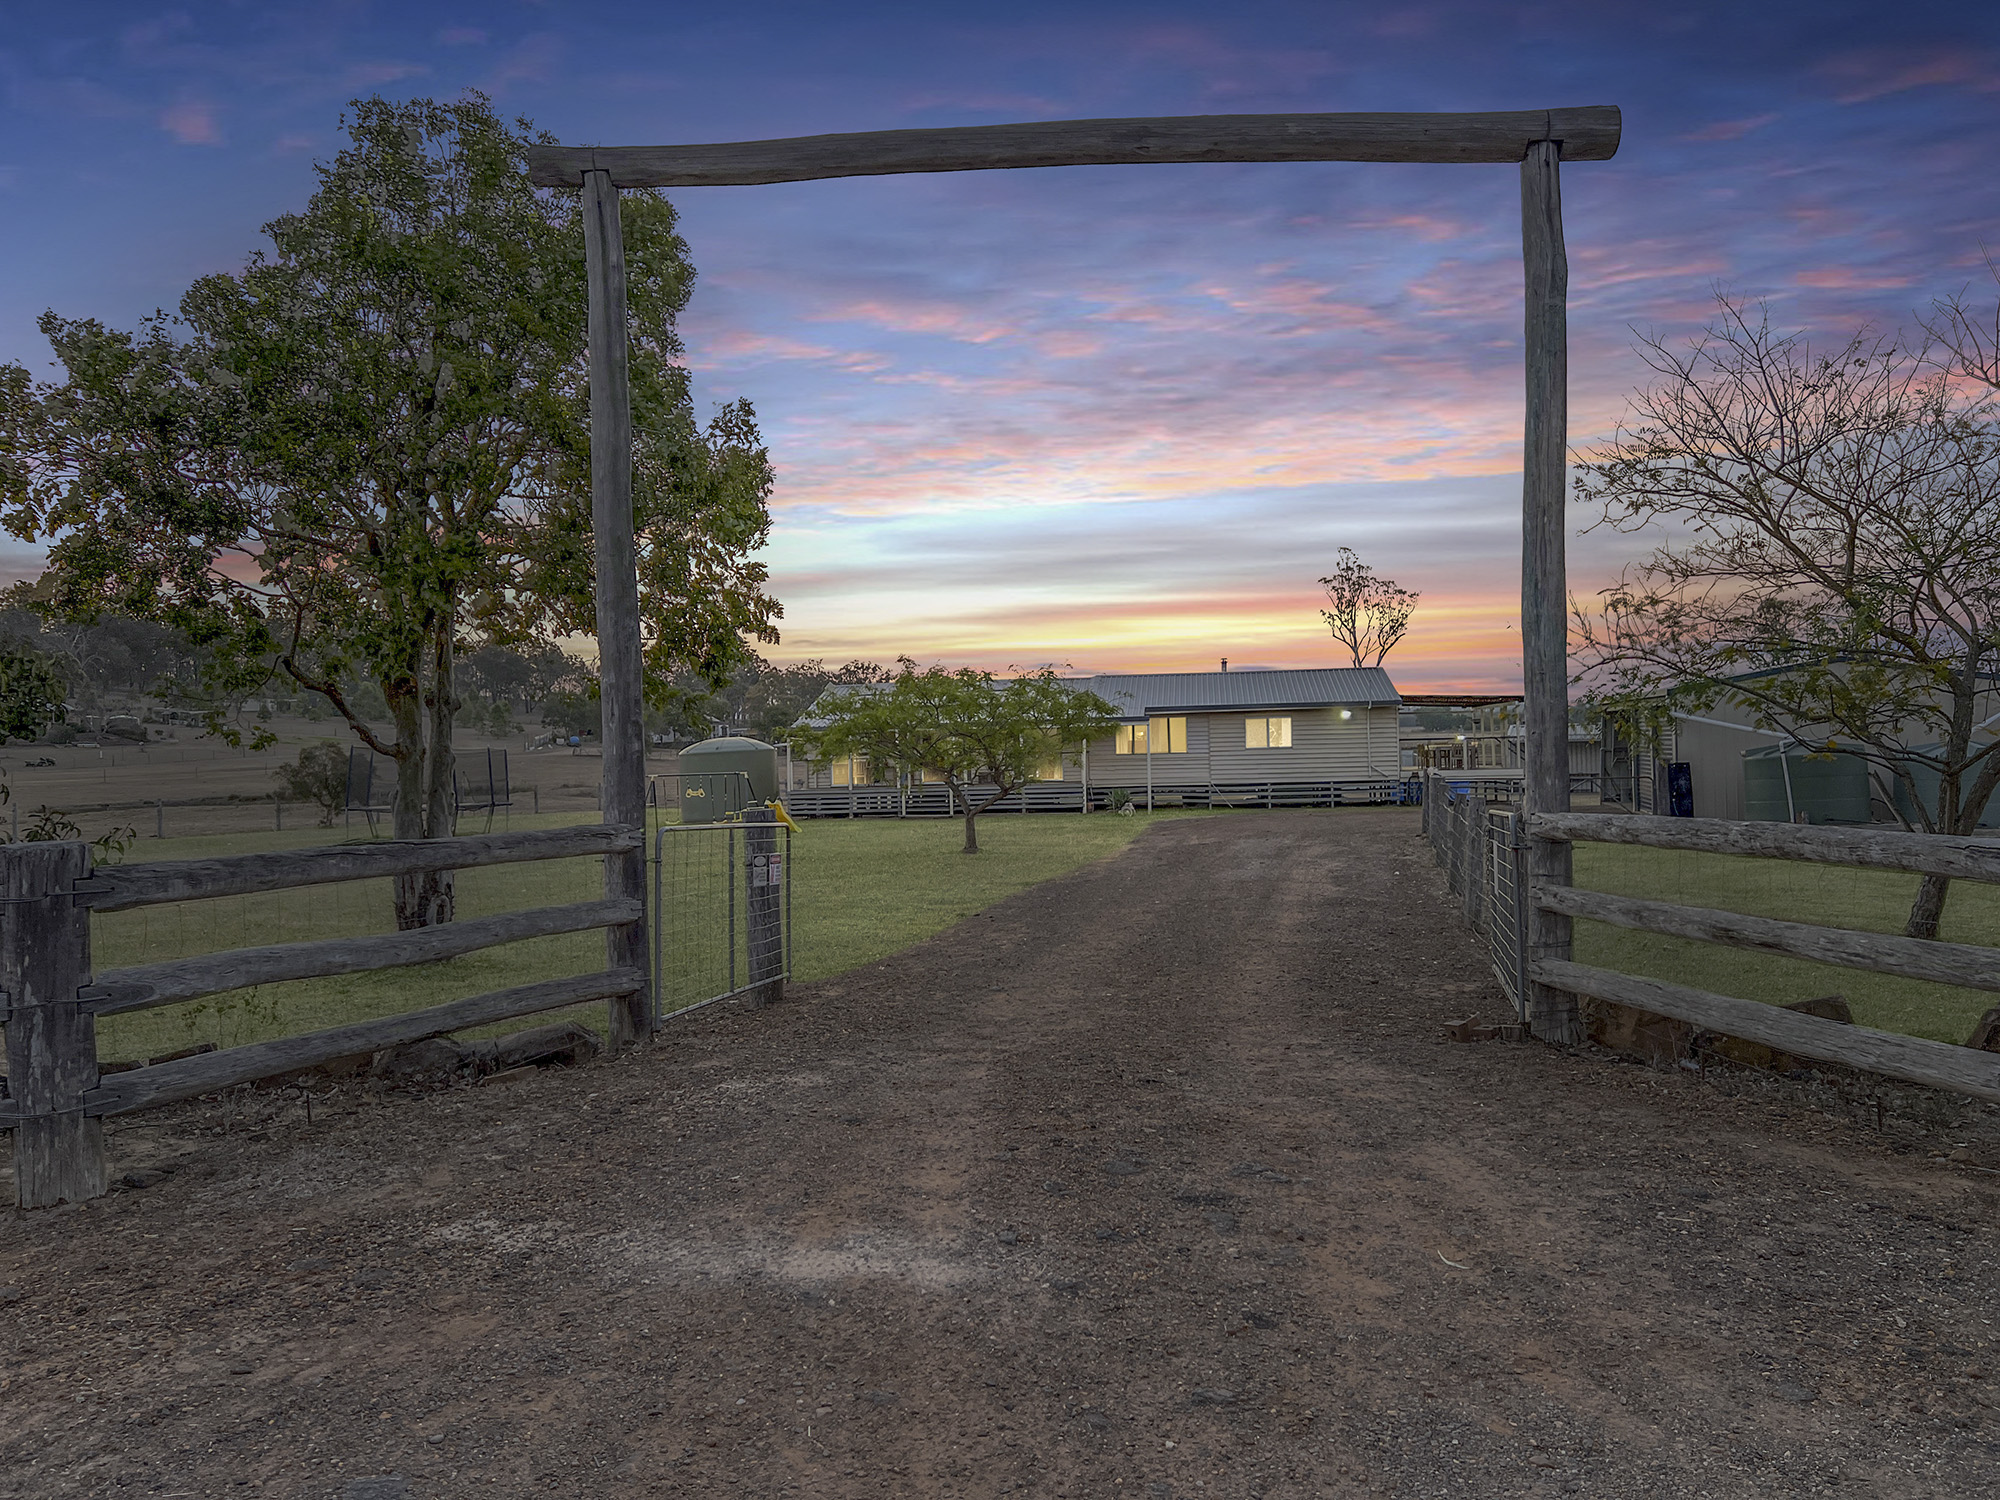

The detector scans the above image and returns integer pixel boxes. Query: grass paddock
[1571,841,2000,1046]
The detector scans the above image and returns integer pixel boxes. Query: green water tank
[1890,745,2000,830]
[1742,745,1872,824]
[677,736,779,823]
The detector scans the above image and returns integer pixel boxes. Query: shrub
[274,740,350,826]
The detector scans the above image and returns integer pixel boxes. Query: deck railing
[0,826,647,1208]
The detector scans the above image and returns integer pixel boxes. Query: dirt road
[3,808,1997,1498]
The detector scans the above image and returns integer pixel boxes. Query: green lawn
[1571,842,2000,1045]
[90,808,1197,1062]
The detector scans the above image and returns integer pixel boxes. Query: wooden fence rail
[2,827,649,1208]
[1523,811,2000,1101]
[71,823,640,912]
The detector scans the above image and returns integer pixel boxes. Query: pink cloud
[1349,212,1473,243]
[1822,49,2000,104]
[1680,113,1780,142]
[160,101,222,146]
[1795,268,1914,290]
[813,297,1018,345]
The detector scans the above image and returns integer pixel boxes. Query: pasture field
[88,808,1196,1062]
[1571,840,2000,1045]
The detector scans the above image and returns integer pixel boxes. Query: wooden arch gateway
[526,106,1625,1046]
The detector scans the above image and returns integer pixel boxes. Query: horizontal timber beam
[1533,958,2000,1103]
[84,968,645,1117]
[74,824,642,912]
[1535,884,2000,994]
[525,107,1621,188]
[1530,813,2000,887]
[82,898,642,1015]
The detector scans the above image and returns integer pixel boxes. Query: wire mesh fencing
[650,816,793,1020]
[1420,771,1530,1022]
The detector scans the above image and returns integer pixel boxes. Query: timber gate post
[582,167,655,1049]
[3,841,107,1207]
[1519,137,1580,1045]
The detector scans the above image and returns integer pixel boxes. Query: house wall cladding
[1078,706,1400,787]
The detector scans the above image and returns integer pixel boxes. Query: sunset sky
[3,2,1996,690]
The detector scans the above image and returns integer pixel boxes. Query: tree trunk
[388,679,424,928]
[1905,873,1950,941]
[386,614,460,931]
[962,807,979,854]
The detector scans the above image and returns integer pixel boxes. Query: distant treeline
[0,608,886,747]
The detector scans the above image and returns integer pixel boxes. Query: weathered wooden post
[743,807,786,1006]
[1520,138,1580,1044]
[3,842,107,1207]
[582,167,655,1048]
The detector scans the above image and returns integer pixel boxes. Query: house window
[1115,717,1186,754]
[829,755,865,786]
[1245,716,1293,749]
[1034,757,1065,781]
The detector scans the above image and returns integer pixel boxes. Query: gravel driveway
[2,807,1996,1498]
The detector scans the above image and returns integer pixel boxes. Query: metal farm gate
[1421,772,1531,1023]
[651,811,793,1019]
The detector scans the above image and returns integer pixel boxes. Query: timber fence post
[582,165,654,1049]
[1519,135,1580,1044]
[4,841,107,1207]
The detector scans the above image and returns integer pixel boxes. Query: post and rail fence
[1421,770,2000,1102]
[0,825,650,1209]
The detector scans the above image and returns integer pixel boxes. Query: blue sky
[3,1,1996,688]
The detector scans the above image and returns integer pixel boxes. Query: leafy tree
[802,665,1117,853]
[274,740,351,826]
[1573,291,2000,939]
[0,93,779,928]
[541,687,600,741]
[0,637,69,744]
[1318,549,1419,667]
[658,654,891,743]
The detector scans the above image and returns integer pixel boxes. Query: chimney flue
[1220,657,1228,672]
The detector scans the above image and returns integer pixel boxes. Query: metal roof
[1075,667,1399,719]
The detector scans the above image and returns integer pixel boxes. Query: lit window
[1114,723,1148,754]
[1148,716,1187,754]
[1034,757,1065,781]
[1245,716,1293,749]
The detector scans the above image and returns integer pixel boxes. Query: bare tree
[1318,549,1419,667]
[1573,291,2000,940]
